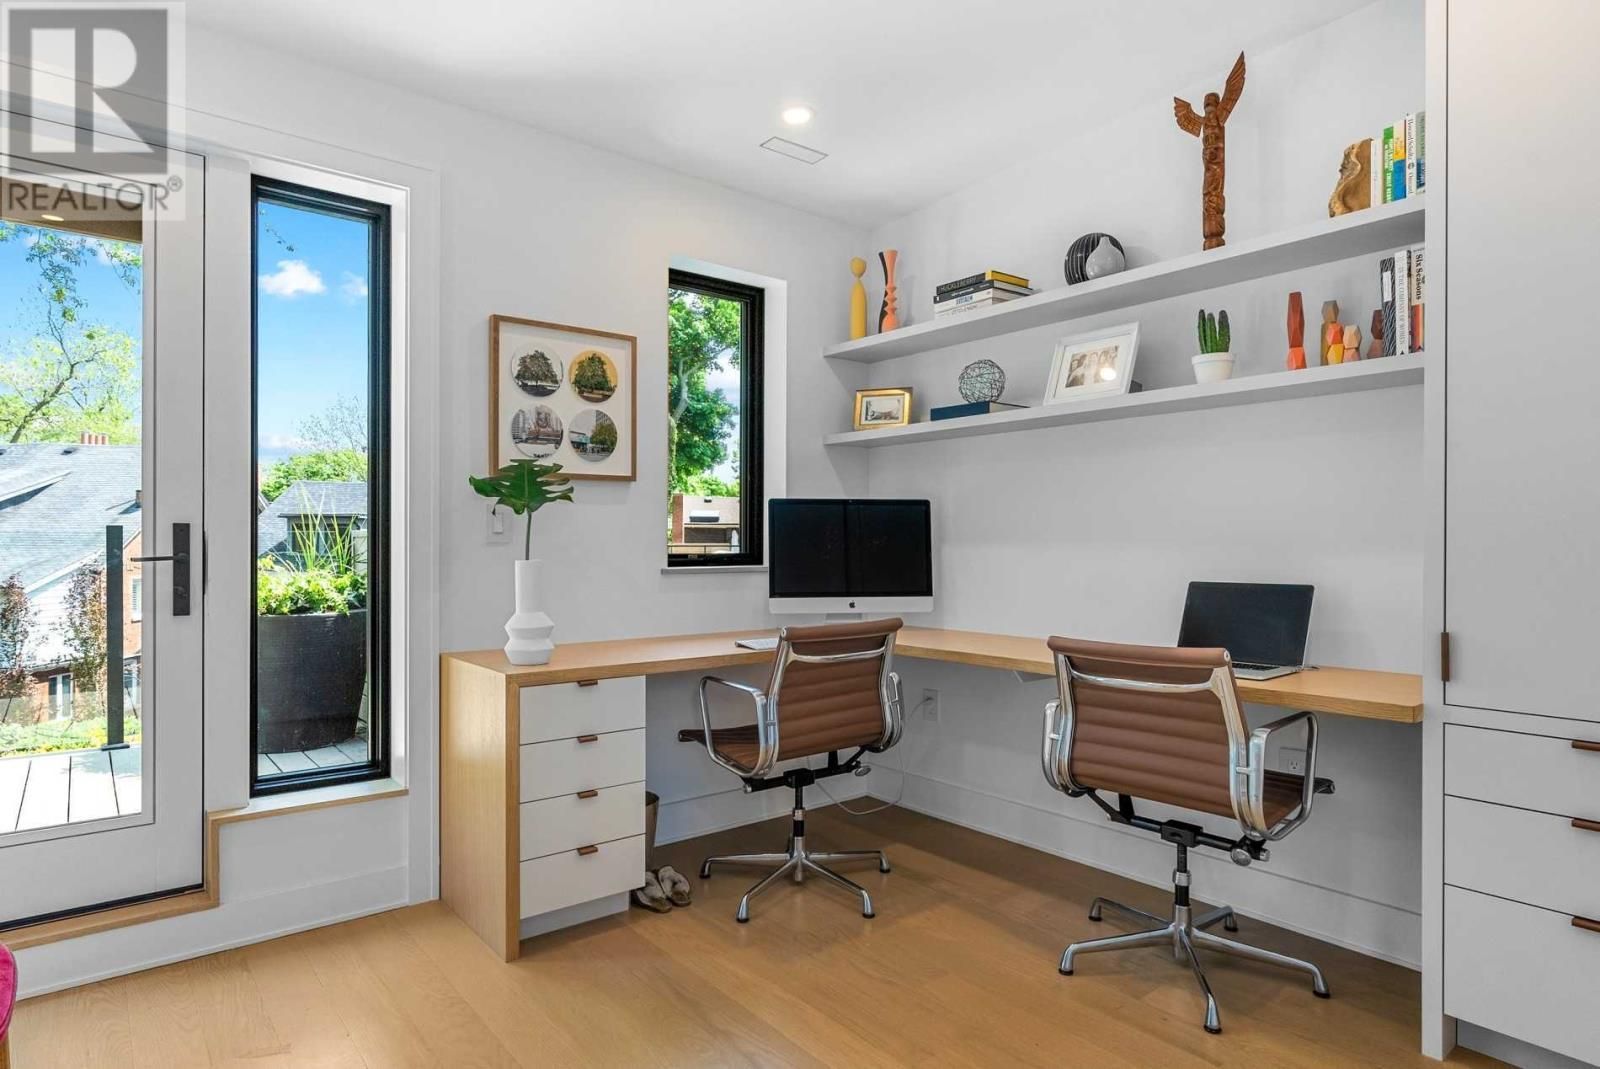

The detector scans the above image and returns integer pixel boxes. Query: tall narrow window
[251,177,390,794]
[666,270,764,567]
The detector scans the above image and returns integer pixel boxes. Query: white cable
[811,697,929,817]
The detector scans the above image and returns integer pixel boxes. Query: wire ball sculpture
[958,359,1006,404]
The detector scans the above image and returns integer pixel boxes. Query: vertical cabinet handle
[576,844,599,857]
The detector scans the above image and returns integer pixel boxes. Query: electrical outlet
[922,688,940,722]
[1281,746,1307,775]
[486,504,510,545]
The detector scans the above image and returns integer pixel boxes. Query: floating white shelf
[825,199,1426,364]
[822,355,1425,448]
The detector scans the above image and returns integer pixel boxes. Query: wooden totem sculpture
[879,249,900,332]
[1321,300,1340,364]
[1367,310,1385,358]
[1287,291,1307,370]
[1174,52,1246,250]
[1342,324,1362,362]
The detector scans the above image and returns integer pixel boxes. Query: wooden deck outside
[0,736,369,834]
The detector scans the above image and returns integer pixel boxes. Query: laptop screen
[1177,582,1315,667]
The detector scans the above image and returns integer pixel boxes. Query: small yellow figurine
[848,257,868,340]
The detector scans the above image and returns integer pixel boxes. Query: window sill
[661,565,768,575]
[226,777,407,822]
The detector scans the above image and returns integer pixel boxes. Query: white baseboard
[891,771,1421,968]
[1458,1023,1595,1069]
[16,864,410,999]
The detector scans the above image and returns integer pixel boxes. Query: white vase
[1191,351,1235,384]
[505,558,555,665]
[1083,235,1126,280]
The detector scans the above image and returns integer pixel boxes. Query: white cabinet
[1443,1,1600,719]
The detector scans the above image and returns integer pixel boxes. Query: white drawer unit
[520,834,646,919]
[519,727,645,802]
[520,781,646,862]
[1445,796,1600,921]
[1445,886,1600,1066]
[1445,723,1600,816]
[519,676,646,744]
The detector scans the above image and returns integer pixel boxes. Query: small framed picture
[853,387,913,430]
[1044,323,1141,405]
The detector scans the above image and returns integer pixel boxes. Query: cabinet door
[1445,1,1600,717]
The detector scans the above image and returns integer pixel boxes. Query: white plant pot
[505,558,555,665]
[1191,351,1235,384]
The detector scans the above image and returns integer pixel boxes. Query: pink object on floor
[0,942,14,1045]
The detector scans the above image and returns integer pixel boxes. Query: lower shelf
[823,355,1426,448]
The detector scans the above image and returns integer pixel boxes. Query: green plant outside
[257,493,368,615]
[0,712,143,757]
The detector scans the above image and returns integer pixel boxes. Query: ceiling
[185,0,1376,227]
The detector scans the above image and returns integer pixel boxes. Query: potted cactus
[1193,309,1234,384]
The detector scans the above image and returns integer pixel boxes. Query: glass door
[0,142,205,925]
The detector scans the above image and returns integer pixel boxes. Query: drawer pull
[576,734,599,744]
[577,844,599,857]
[1572,739,1600,754]
[576,679,600,688]
[1573,915,1600,935]
[576,789,599,799]
[1574,818,1600,834]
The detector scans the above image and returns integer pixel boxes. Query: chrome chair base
[700,833,890,923]
[1060,897,1329,1034]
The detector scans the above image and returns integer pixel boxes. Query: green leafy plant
[468,459,575,559]
[259,449,368,502]
[1197,309,1231,354]
[256,491,368,615]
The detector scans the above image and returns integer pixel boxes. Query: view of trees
[58,566,107,720]
[667,288,739,495]
[0,223,142,444]
[0,576,31,725]
[258,394,370,502]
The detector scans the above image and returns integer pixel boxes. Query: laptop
[1177,582,1315,681]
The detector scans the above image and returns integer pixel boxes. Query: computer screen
[768,499,932,611]
[1177,582,1314,666]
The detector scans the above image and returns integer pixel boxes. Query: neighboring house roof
[257,480,368,558]
[0,443,141,592]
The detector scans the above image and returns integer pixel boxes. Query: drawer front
[519,728,644,802]
[520,834,645,919]
[519,676,645,744]
[520,781,645,861]
[1445,795,1600,919]
[1445,885,1600,1065]
[1445,723,1600,816]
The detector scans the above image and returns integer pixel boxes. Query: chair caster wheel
[1224,919,1238,932]
[1059,967,1073,976]
[1314,988,1331,999]
[879,861,891,874]
[736,915,749,924]
[863,910,875,919]
[1205,1025,1222,1035]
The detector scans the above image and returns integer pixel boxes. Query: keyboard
[735,637,780,651]
[1233,661,1278,673]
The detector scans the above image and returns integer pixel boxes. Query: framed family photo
[854,387,913,430]
[489,315,637,480]
[1044,323,1140,405]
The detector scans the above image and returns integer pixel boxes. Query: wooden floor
[11,806,1502,1068]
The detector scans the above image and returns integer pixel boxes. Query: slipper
[656,866,693,907]
[632,871,672,913]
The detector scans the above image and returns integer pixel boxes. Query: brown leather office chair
[678,618,904,922]
[1040,637,1334,1034]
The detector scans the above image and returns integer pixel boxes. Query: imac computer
[768,498,933,615]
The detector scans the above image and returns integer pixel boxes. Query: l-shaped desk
[441,625,1421,959]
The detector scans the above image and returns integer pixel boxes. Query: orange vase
[879,250,899,332]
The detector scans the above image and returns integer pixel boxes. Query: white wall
[854,0,1428,964]
[16,22,869,995]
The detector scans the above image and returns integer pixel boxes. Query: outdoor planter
[256,610,367,751]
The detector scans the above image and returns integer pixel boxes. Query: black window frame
[666,269,765,569]
[249,176,392,796]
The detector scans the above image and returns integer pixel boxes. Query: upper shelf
[825,199,1426,364]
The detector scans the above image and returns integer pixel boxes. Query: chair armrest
[1243,710,1320,840]
[694,675,774,777]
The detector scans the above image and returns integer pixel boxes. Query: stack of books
[1369,112,1426,206]
[934,270,1035,320]
[1378,244,1425,355]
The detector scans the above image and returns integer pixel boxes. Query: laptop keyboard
[1233,661,1280,673]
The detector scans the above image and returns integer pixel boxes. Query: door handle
[131,522,191,616]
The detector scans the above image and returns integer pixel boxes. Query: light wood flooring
[11,805,1502,1067]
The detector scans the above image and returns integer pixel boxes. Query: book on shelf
[934,279,1034,303]
[1378,243,1426,356]
[1373,111,1425,205]
[935,269,1029,295]
[930,400,1027,421]
[1415,112,1427,192]
[934,293,1026,319]
[1409,246,1426,351]
[1404,113,1419,196]
[1390,117,1407,202]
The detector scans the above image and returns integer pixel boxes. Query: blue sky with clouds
[0,228,143,358]
[256,201,372,460]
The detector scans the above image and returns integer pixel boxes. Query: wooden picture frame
[489,315,637,480]
[854,387,913,430]
[1043,323,1141,406]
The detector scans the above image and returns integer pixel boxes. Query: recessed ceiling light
[40,213,63,222]
[782,105,814,126]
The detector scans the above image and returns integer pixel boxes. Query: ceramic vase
[1191,352,1235,384]
[1083,235,1127,280]
[505,558,555,665]
[878,249,899,332]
